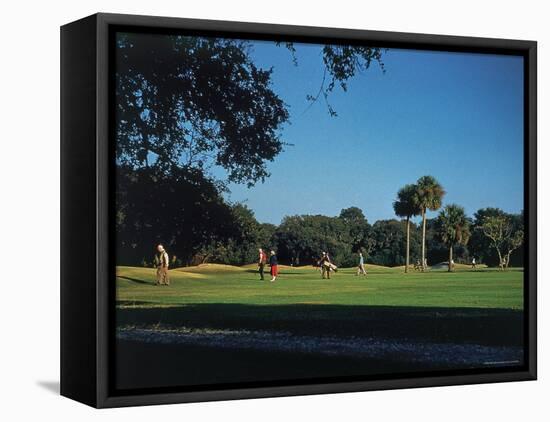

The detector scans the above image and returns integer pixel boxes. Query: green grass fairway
[115,264,524,390]
[116,264,523,310]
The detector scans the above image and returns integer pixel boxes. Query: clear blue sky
[219,41,524,225]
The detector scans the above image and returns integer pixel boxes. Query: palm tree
[437,204,470,272]
[393,184,421,273]
[416,175,445,271]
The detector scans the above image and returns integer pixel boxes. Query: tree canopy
[115,32,387,267]
[116,33,289,185]
[416,176,445,214]
[477,212,524,269]
[393,184,421,220]
[116,33,385,183]
[469,208,524,267]
[436,204,471,271]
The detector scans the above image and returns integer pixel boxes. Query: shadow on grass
[429,268,524,274]
[117,300,158,307]
[114,303,524,391]
[243,269,316,275]
[117,276,152,285]
[116,302,523,347]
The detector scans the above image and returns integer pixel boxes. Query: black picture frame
[61,12,537,408]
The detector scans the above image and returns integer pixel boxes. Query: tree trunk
[421,209,426,271]
[504,253,511,269]
[496,249,504,270]
[405,216,410,273]
[448,245,453,272]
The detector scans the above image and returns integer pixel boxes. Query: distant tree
[257,223,278,251]
[115,165,236,266]
[437,204,471,272]
[277,215,339,265]
[425,218,469,265]
[272,211,373,267]
[369,219,409,267]
[272,215,320,266]
[226,204,263,264]
[393,184,422,273]
[479,214,524,270]
[196,204,275,265]
[469,208,505,265]
[469,208,525,267]
[339,206,366,223]
[416,176,445,270]
[507,211,525,267]
[339,207,371,255]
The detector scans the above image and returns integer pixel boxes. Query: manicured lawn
[116,264,524,310]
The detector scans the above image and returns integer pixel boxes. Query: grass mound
[430,262,489,270]
[173,263,245,273]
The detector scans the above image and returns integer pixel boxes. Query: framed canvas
[60,13,537,408]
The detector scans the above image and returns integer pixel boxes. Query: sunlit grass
[116,264,523,310]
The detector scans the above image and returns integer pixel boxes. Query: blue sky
[219,41,524,225]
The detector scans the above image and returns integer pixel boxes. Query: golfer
[155,244,170,286]
[356,252,367,276]
[319,252,331,279]
[269,250,278,282]
[258,248,267,280]
[471,257,477,269]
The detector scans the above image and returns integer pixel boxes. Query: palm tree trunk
[421,209,426,271]
[405,216,410,273]
[448,245,453,272]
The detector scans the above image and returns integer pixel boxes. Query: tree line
[117,171,523,270]
[393,175,523,272]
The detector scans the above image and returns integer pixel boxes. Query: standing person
[356,252,367,276]
[317,256,323,274]
[258,248,267,280]
[319,252,331,279]
[471,256,477,269]
[155,244,170,286]
[269,250,278,282]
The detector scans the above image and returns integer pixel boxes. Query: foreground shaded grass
[114,265,524,390]
[116,265,524,310]
[117,303,523,347]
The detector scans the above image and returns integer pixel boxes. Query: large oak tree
[114,32,385,265]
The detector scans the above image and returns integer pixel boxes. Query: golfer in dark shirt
[269,250,278,282]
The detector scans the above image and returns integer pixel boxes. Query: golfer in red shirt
[269,250,278,282]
